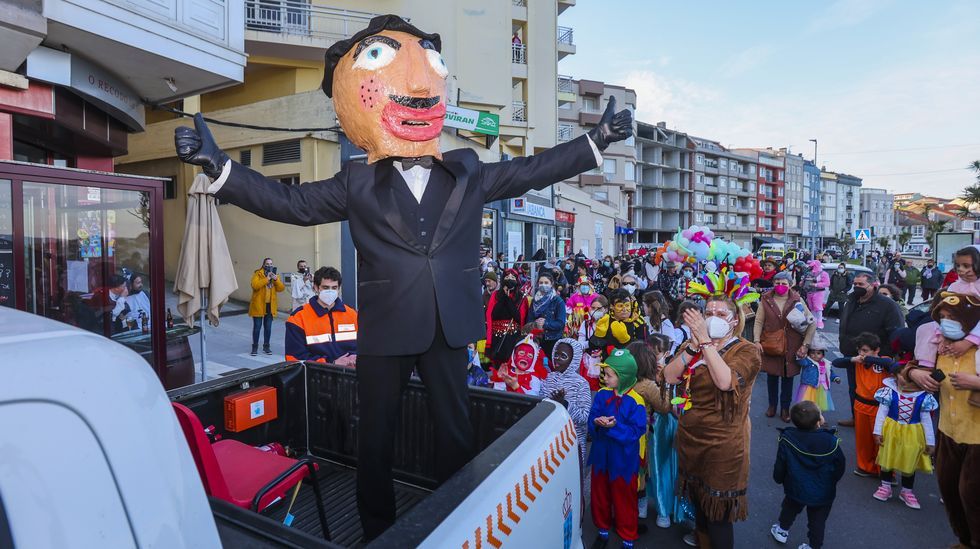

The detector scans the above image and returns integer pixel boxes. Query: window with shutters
[263,140,302,165]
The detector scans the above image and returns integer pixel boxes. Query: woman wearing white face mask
[754,272,817,422]
[662,292,762,549]
[525,272,567,357]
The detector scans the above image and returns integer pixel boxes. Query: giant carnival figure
[174,14,633,540]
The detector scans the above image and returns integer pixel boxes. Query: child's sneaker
[899,489,921,509]
[770,523,789,544]
[799,544,812,549]
[682,532,699,547]
[873,483,893,501]
[655,516,671,529]
[638,496,648,519]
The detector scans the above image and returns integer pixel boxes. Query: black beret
[321,14,442,98]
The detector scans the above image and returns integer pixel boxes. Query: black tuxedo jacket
[214,134,598,355]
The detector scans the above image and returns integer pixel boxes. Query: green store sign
[444,105,499,136]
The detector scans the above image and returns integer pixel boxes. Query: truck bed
[168,362,540,548]
[259,459,427,546]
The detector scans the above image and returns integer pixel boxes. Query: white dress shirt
[208,136,605,202]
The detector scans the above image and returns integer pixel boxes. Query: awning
[754,236,784,244]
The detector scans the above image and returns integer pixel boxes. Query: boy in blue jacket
[770,400,846,549]
[588,348,647,549]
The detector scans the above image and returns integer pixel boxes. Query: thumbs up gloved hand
[587,95,634,151]
[174,113,230,180]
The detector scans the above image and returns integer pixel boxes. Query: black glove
[587,95,633,151]
[174,113,229,180]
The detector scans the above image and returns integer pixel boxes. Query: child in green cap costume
[588,348,648,549]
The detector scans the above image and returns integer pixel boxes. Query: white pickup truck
[0,307,582,548]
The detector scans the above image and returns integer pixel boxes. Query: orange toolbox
[224,385,278,432]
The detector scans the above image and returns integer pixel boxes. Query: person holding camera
[291,259,316,312]
[250,257,285,356]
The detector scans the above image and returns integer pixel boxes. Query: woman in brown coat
[663,294,762,549]
[753,271,816,422]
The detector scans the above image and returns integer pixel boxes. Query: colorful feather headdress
[685,267,760,306]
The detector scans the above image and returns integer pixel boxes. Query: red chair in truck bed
[171,402,330,539]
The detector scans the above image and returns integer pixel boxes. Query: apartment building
[802,160,822,251]
[632,121,692,245]
[117,0,577,307]
[782,152,805,247]
[0,0,246,377]
[819,170,839,242]
[1,0,245,168]
[554,80,636,258]
[691,140,760,249]
[836,173,862,240]
[859,187,897,246]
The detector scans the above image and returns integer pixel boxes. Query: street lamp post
[809,138,818,165]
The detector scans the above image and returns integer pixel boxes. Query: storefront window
[481,209,496,256]
[505,220,523,262]
[0,180,12,308]
[22,182,153,360]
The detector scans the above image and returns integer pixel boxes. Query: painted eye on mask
[425,48,449,78]
[353,42,398,71]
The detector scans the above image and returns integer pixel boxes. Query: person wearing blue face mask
[525,272,567,357]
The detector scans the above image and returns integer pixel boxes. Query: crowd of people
[244,244,977,548]
[466,245,979,549]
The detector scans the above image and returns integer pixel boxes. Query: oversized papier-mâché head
[323,15,447,163]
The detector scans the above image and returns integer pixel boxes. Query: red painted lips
[381,100,446,142]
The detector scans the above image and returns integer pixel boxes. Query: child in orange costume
[831,332,900,476]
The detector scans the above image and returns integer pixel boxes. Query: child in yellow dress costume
[871,371,938,509]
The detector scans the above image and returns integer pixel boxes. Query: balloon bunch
[666,225,715,264]
[708,239,750,264]
[733,255,763,280]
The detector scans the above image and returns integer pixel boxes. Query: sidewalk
[164,289,294,382]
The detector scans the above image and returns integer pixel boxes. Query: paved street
[164,290,294,383]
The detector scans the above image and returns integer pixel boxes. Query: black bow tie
[399,156,434,170]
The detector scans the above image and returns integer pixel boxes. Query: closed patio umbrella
[174,173,238,381]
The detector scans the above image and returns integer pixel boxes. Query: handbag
[761,329,786,357]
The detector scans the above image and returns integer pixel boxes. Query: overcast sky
[559,0,980,198]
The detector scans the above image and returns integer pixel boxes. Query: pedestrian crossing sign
[854,228,872,243]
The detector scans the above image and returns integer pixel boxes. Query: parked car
[822,262,874,312]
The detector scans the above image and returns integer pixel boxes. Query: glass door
[22,182,154,360]
[0,180,11,308]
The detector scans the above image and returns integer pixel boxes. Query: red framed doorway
[0,160,170,383]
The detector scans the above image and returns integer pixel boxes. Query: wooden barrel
[164,335,196,389]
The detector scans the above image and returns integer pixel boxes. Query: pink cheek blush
[359,77,383,110]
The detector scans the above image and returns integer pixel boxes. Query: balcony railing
[557,74,574,93]
[558,124,573,141]
[512,100,527,123]
[244,0,378,40]
[512,44,527,64]
[557,26,574,45]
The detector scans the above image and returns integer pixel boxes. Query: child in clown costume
[490,334,549,395]
[588,348,648,549]
[804,260,830,329]
[793,342,840,412]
